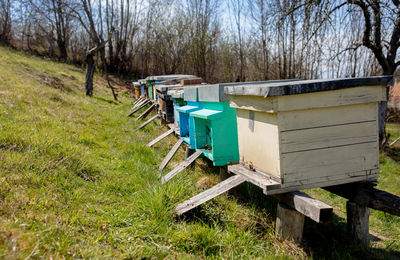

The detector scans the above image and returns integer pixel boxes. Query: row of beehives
[133,75,392,193]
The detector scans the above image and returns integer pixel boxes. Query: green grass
[0,44,399,259]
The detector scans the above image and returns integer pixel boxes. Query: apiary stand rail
[147,128,174,147]
[174,164,334,221]
[135,114,159,131]
[133,96,144,106]
[131,97,148,110]
[167,123,180,135]
[324,181,400,247]
[161,150,202,183]
[227,164,400,246]
[129,99,151,116]
[323,182,400,216]
[159,139,184,170]
[136,103,156,121]
[174,175,247,215]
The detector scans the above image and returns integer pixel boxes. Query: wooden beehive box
[168,89,186,126]
[133,82,141,99]
[176,87,203,148]
[156,84,182,123]
[190,84,239,166]
[225,77,392,191]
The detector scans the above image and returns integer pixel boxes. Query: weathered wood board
[324,182,400,217]
[135,114,159,131]
[274,191,332,223]
[174,175,246,215]
[129,100,150,116]
[147,129,174,147]
[228,164,281,190]
[161,150,202,183]
[136,103,156,121]
[159,139,184,170]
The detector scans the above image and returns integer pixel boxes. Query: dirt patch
[38,74,72,93]
[59,72,76,80]
[196,176,217,189]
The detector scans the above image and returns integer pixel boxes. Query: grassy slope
[0,45,399,259]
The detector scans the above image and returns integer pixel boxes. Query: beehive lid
[224,77,392,97]
[176,105,199,113]
[145,74,196,81]
[155,84,182,92]
[168,89,184,99]
[190,109,223,120]
[197,80,298,102]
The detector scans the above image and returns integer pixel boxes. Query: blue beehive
[176,87,203,148]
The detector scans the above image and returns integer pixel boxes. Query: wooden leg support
[346,201,370,247]
[275,202,305,244]
[185,148,195,169]
[219,166,232,181]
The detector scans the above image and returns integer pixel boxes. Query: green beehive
[189,84,239,166]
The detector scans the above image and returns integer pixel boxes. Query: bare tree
[24,0,73,60]
[0,0,12,44]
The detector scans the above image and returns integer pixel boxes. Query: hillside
[0,45,399,259]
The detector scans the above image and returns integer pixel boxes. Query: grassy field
[0,45,399,259]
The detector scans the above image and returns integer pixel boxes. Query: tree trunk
[58,39,68,61]
[85,53,95,96]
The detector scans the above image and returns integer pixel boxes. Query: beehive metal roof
[145,74,196,81]
[224,76,393,97]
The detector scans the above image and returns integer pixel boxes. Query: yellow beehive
[225,77,392,191]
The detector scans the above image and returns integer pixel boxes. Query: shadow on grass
[384,145,400,163]
[177,163,400,259]
[93,95,120,105]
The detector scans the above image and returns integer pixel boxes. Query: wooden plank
[147,128,174,147]
[280,121,377,153]
[275,202,305,244]
[132,97,147,110]
[135,114,159,131]
[161,150,202,183]
[276,86,386,111]
[129,100,150,116]
[281,169,379,188]
[228,164,281,190]
[281,142,379,184]
[136,103,156,122]
[167,123,180,135]
[277,102,377,131]
[133,97,144,107]
[159,139,183,170]
[174,175,246,215]
[324,182,400,217]
[274,191,333,223]
[228,164,333,223]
